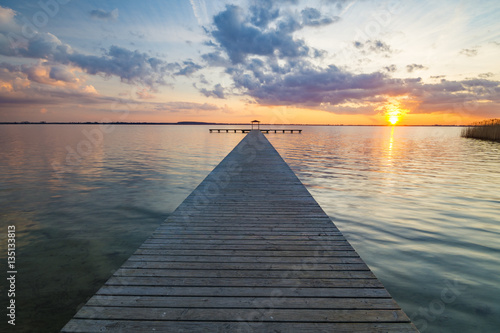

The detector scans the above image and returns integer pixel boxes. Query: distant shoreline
[0,122,466,127]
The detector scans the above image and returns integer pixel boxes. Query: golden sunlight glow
[378,99,410,125]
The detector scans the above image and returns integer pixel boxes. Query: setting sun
[379,99,409,125]
[388,115,400,125]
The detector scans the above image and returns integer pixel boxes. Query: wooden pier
[209,128,302,133]
[62,130,417,332]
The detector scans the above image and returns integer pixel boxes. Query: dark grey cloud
[324,0,355,10]
[198,74,209,85]
[129,30,145,39]
[228,60,407,106]
[174,61,203,76]
[211,5,307,64]
[209,4,338,64]
[49,66,76,82]
[354,40,393,55]
[301,8,339,26]
[201,51,230,67]
[249,0,279,28]
[384,64,397,72]
[199,83,225,99]
[66,45,176,87]
[90,9,119,21]
[460,48,478,57]
[478,72,493,78]
[406,63,428,72]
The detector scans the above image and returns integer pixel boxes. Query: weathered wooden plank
[138,243,353,250]
[113,268,376,279]
[123,258,367,266]
[74,306,411,323]
[142,238,349,245]
[122,257,368,272]
[96,286,390,298]
[104,276,383,288]
[62,320,417,333]
[62,130,416,332]
[150,231,344,236]
[129,250,357,258]
[160,223,336,228]
[149,234,347,241]
[86,295,400,309]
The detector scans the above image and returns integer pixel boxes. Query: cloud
[212,53,500,116]
[384,64,397,72]
[249,0,280,28]
[174,61,203,76]
[406,63,428,73]
[201,51,230,67]
[211,5,305,64]
[0,5,17,32]
[0,62,221,117]
[301,8,340,27]
[68,45,181,87]
[189,0,209,26]
[353,39,393,56]
[478,72,493,78]
[90,9,119,21]
[0,29,217,118]
[229,61,407,106]
[208,4,338,64]
[136,88,156,99]
[324,0,355,10]
[198,2,500,118]
[49,66,77,83]
[0,62,109,109]
[0,61,86,90]
[1,30,177,88]
[460,48,478,57]
[129,30,145,39]
[0,10,179,89]
[199,83,225,99]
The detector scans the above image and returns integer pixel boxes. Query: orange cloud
[136,88,156,99]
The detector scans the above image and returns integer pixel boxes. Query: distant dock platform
[62,130,416,332]
[210,128,302,133]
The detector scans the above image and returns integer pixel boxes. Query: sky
[0,0,499,125]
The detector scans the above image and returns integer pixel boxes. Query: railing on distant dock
[209,128,302,133]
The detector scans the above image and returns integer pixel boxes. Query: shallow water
[0,125,498,332]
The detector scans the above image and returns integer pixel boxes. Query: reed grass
[461,118,500,142]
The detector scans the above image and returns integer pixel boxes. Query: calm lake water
[0,125,499,332]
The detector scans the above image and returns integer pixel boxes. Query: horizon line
[0,121,468,127]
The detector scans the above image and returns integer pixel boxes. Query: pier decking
[210,128,302,133]
[62,130,417,332]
